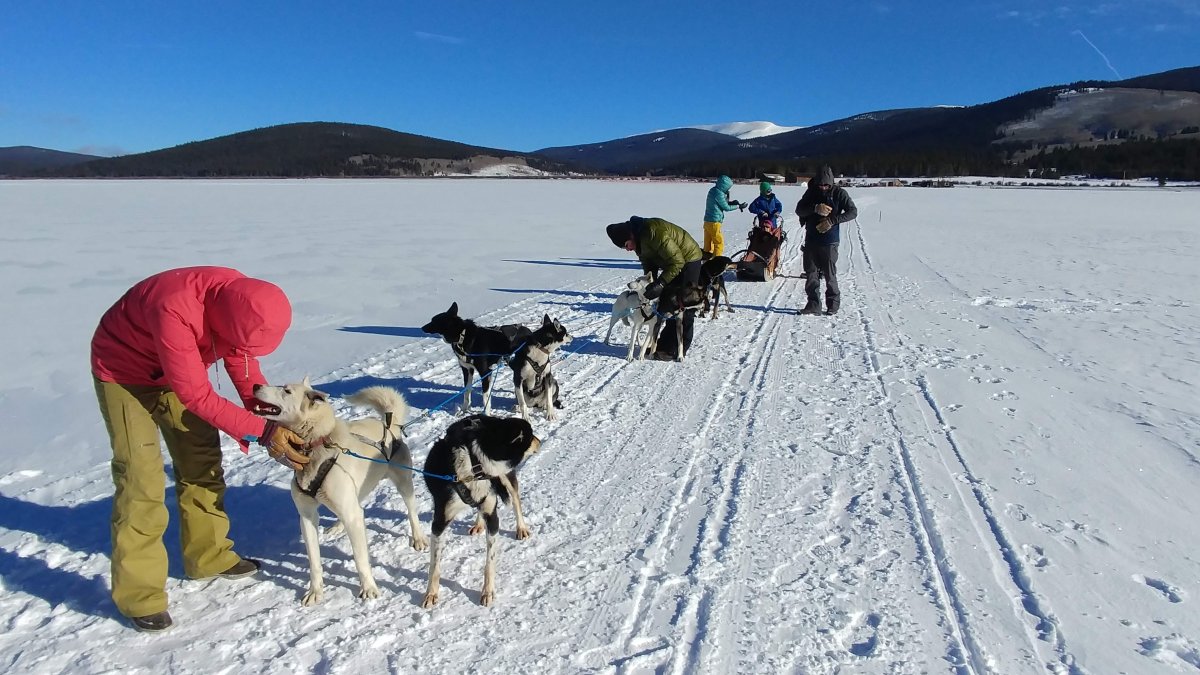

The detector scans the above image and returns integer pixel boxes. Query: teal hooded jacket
[703,175,739,223]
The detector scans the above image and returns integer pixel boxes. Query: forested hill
[39,122,569,178]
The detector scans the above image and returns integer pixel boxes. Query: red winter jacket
[91,266,292,447]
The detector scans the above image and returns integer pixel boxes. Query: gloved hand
[260,421,311,470]
[738,203,747,212]
[644,280,665,300]
[815,218,833,234]
[815,203,833,217]
[728,199,741,207]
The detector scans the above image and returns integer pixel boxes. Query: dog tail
[345,386,409,436]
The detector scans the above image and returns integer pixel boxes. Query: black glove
[738,203,747,212]
[729,199,741,207]
[644,281,664,300]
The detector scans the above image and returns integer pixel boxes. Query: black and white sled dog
[421,414,542,608]
[422,302,532,415]
[645,284,707,362]
[700,255,735,320]
[604,273,662,361]
[511,314,572,422]
[252,378,427,606]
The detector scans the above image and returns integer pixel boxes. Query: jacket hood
[715,175,733,191]
[815,166,836,187]
[207,278,291,356]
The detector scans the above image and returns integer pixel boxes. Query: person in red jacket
[91,266,308,633]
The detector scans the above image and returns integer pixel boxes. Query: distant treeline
[660,138,1200,182]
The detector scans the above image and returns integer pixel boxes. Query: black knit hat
[606,221,633,248]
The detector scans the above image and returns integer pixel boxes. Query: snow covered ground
[1,178,1198,674]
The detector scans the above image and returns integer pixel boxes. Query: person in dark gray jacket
[794,165,857,315]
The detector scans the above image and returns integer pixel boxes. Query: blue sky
[1,0,1197,156]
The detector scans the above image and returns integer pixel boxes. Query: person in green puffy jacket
[606,216,704,359]
[702,175,745,258]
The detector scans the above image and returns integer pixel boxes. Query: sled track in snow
[850,221,1084,674]
[849,220,985,674]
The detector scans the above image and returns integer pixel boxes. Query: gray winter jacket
[795,166,858,246]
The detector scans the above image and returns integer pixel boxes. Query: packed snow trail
[3,180,1200,675]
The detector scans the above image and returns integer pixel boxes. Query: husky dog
[700,255,735,319]
[251,378,428,606]
[422,302,532,415]
[645,284,707,362]
[510,314,572,422]
[604,273,662,361]
[420,415,542,608]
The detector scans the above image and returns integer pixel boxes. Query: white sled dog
[421,414,541,608]
[252,378,428,606]
[511,314,572,422]
[603,273,661,361]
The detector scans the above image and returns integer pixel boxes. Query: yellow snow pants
[703,221,725,257]
[94,377,239,617]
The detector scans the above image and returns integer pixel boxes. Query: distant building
[761,173,785,184]
[880,178,903,187]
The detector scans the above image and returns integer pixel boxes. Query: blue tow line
[337,447,457,482]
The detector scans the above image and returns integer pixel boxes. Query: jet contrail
[1073,30,1123,79]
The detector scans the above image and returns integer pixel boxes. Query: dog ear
[542,313,552,326]
[305,389,329,407]
[302,375,312,388]
[448,302,459,316]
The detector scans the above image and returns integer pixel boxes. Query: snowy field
[0,178,1198,674]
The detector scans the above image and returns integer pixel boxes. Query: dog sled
[732,215,786,281]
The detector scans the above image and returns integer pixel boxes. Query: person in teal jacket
[702,175,744,258]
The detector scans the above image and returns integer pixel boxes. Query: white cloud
[414,31,464,45]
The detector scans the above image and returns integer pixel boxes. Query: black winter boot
[799,301,822,315]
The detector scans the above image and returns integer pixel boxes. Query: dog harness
[517,344,553,397]
[295,455,339,499]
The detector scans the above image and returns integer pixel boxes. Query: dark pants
[655,259,701,356]
[804,244,840,310]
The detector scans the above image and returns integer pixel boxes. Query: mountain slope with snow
[687,120,805,139]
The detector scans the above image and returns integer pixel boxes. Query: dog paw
[479,589,495,607]
[324,522,345,539]
[421,592,439,608]
[358,584,381,601]
[468,522,485,536]
[516,526,532,540]
[301,589,324,606]
[412,535,430,551]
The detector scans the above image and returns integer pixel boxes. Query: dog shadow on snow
[0,479,453,615]
[338,325,430,339]
[315,374,466,414]
[503,257,642,270]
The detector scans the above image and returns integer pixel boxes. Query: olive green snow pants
[94,377,240,617]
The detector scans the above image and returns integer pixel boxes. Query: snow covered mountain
[687,121,805,139]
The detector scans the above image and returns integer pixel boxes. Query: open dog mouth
[250,399,281,416]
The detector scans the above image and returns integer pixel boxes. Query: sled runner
[733,215,786,281]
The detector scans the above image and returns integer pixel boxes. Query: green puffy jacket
[630,216,703,284]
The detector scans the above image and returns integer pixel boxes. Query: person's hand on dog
[644,280,665,300]
[260,421,310,470]
[815,203,833,217]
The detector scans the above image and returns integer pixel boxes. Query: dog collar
[299,435,333,452]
